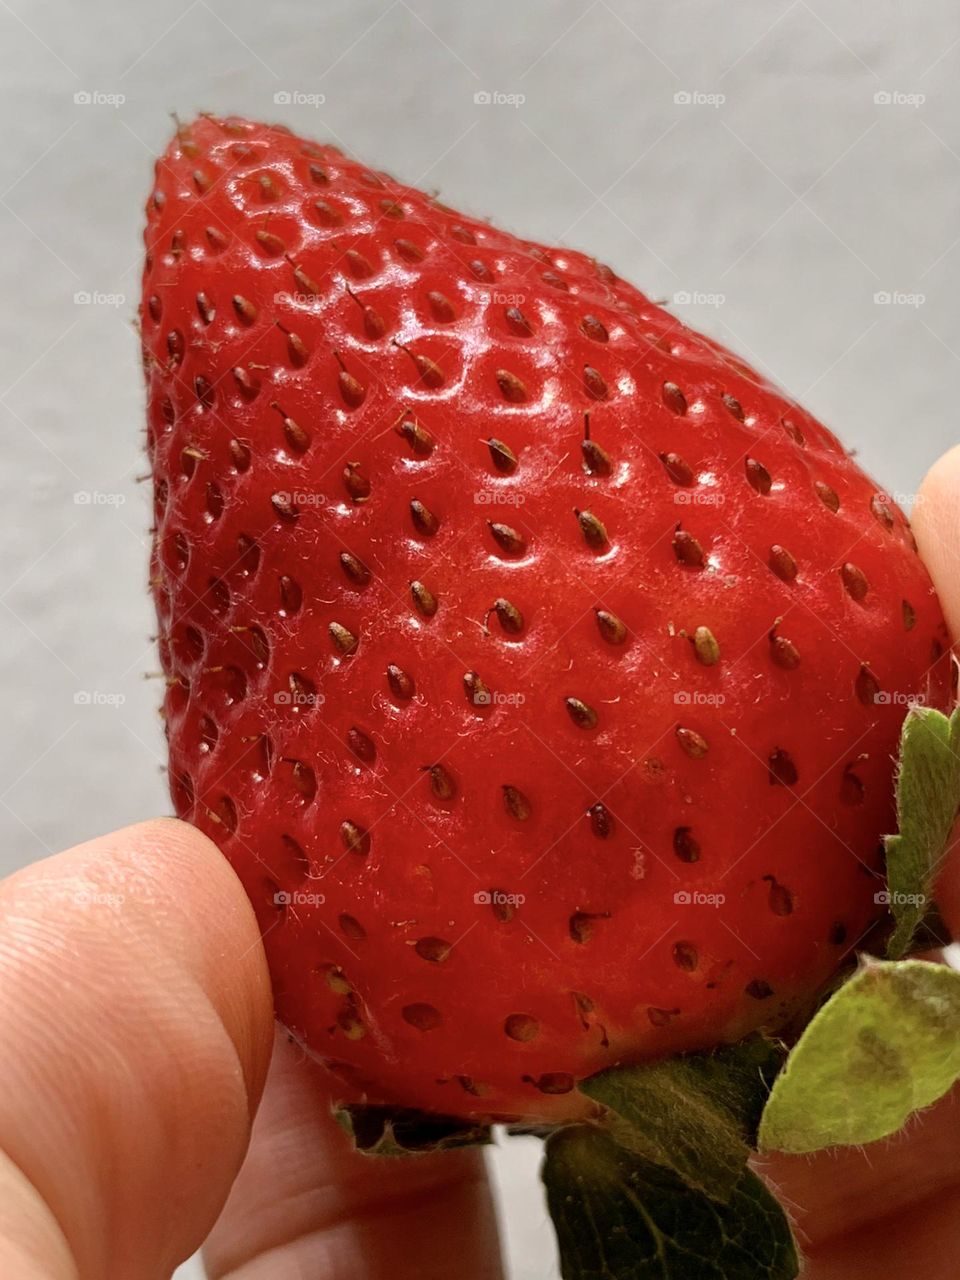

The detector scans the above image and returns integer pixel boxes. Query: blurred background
[1,1,958,1275]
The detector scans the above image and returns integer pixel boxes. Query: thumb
[0,818,273,1279]
[912,444,960,935]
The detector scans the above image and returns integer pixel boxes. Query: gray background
[1,2,958,1276]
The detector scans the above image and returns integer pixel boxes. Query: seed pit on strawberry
[232,370,259,405]
[504,1014,540,1042]
[339,912,366,941]
[503,305,533,336]
[427,290,457,323]
[672,941,699,972]
[525,1072,574,1095]
[502,785,531,821]
[495,368,527,403]
[281,833,310,876]
[769,542,798,582]
[661,380,687,415]
[841,561,869,601]
[768,749,798,787]
[403,1003,443,1032]
[414,937,451,964]
[815,479,841,512]
[673,827,700,862]
[745,979,775,1000]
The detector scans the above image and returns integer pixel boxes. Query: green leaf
[580,1037,784,1202]
[759,958,960,1154]
[885,705,960,958]
[543,1125,799,1280]
[334,1104,492,1156]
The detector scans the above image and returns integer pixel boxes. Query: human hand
[0,821,501,1279]
[2,446,959,1280]
[756,442,960,1279]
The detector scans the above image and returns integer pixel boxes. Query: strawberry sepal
[758,956,960,1154]
[542,1124,799,1280]
[334,1103,492,1156]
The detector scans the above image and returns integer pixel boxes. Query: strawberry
[141,115,951,1123]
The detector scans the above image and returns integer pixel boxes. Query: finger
[0,819,273,1279]
[750,447,960,1276]
[755,1085,960,1278]
[912,445,960,931]
[204,1028,504,1280]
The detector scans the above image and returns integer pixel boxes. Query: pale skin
[2,448,960,1280]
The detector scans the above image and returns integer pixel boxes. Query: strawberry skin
[142,115,951,1122]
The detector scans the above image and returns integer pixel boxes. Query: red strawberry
[141,115,951,1122]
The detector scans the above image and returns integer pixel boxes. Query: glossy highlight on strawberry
[141,115,951,1121]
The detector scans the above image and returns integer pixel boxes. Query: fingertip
[99,816,275,1107]
[0,818,274,1277]
[914,443,960,641]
